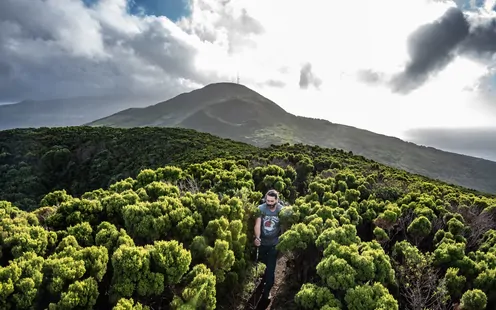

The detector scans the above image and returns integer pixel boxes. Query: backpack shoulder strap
[258,203,266,217]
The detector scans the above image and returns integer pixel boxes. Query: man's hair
[266,189,279,200]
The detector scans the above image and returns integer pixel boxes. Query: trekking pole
[253,246,259,309]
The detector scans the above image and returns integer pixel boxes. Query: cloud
[390,7,470,94]
[299,62,322,89]
[178,0,264,54]
[0,0,220,101]
[264,79,286,88]
[459,16,496,59]
[1,0,496,149]
[356,69,383,85]
[386,4,496,95]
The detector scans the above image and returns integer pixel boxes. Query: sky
[1,0,496,160]
[82,0,190,21]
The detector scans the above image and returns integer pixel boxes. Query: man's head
[265,189,279,208]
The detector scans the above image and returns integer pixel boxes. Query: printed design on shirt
[262,215,279,237]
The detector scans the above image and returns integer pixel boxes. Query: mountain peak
[88,81,289,129]
[182,82,266,99]
[202,82,250,89]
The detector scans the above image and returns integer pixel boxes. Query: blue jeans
[259,244,278,299]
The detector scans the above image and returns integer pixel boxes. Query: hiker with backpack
[253,189,284,303]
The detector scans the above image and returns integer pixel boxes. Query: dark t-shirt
[258,202,283,246]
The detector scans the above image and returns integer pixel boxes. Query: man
[254,189,284,302]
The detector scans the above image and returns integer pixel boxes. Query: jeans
[259,244,278,299]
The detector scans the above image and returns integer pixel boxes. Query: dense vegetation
[0,127,258,211]
[1,126,496,310]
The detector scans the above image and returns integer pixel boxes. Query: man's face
[266,196,277,208]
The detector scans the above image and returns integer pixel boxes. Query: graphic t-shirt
[259,202,283,246]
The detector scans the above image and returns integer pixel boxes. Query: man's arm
[254,205,264,246]
[254,217,261,241]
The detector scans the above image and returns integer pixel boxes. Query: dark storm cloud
[0,0,228,102]
[390,5,496,94]
[299,62,322,89]
[459,18,496,59]
[405,127,496,162]
[390,7,470,94]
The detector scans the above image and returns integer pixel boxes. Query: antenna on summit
[236,71,240,84]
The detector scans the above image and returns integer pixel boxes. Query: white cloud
[1,0,496,143]
[178,0,496,137]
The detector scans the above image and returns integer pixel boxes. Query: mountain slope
[90,83,288,136]
[88,82,496,194]
[0,95,158,130]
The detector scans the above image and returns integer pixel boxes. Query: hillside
[87,82,496,194]
[0,95,157,130]
[1,126,495,310]
[0,126,258,211]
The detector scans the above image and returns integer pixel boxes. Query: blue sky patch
[453,0,482,11]
[82,0,191,21]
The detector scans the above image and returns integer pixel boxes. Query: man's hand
[254,237,261,247]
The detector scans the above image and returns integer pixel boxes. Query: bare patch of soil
[260,254,301,310]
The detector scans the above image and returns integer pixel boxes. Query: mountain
[87,82,496,194]
[87,83,286,133]
[0,95,158,130]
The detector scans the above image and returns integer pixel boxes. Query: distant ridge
[0,94,158,130]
